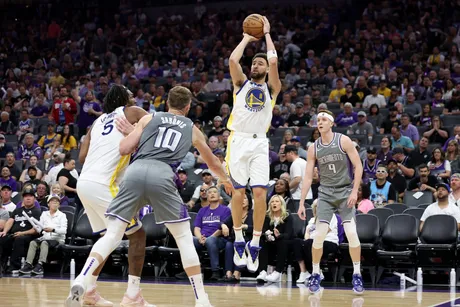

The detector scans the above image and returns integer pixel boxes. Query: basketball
[243,14,264,39]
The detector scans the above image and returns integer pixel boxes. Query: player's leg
[338,190,364,294]
[74,181,113,306]
[246,140,270,272]
[309,190,335,294]
[225,134,250,267]
[124,219,146,300]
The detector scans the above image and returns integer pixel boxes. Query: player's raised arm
[118,114,152,156]
[298,145,316,220]
[340,135,364,207]
[229,34,257,89]
[78,125,92,164]
[192,126,233,195]
[262,16,281,96]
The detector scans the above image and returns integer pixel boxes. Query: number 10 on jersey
[154,126,182,151]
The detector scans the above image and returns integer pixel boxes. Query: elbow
[119,147,131,156]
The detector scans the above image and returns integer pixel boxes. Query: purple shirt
[17,144,43,160]
[0,178,17,191]
[271,115,284,129]
[377,150,393,164]
[31,105,49,117]
[335,112,358,127]
[78,100,102,130]
[400,124,419,142]
[269,151,278,164]
[194,204,231,237]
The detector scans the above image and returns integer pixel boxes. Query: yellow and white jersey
[79,106,130,194]
[227,80,275,134]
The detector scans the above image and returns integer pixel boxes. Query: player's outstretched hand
[347,191,358,208]
[219,178,234,196]
[297,202,306,220]
[243,33,259,42]
[115,116,135,136]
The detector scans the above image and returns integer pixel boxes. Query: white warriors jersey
[79,106,130,196]
[227,80,275,134]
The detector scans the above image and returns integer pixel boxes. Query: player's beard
[251,71,267,81]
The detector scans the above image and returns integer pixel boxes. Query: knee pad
[94,217,126,258]
[312,222,329,249]
[165,221,200,269]
[343,219,360,248]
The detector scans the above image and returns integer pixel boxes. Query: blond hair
[267,195,289,226]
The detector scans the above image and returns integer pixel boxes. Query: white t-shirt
[421,201,460,223]
[3,201,16,212]
[290,157,312,200]
[307,215,339,245]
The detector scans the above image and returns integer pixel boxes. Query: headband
[317,112,334,122]
[452,173,460,179]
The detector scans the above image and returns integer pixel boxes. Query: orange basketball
[243,14,264,39]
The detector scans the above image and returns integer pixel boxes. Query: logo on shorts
[245,88,266,112]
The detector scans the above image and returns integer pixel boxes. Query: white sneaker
[65,280,86,307]
[256,270,267,282]
[296,271,311,283]
[266,271,281,283]
[195,294,213,307]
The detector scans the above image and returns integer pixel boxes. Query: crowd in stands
[0,0,460,282]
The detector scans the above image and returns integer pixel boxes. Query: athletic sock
[312,263,320,275]
[189,273,207,301]
[75,257,100,287]
[353,262,361,275]
[251,231,262,247]
[234,226,244,242]
[87,274,98,292]
[126,275,141,298]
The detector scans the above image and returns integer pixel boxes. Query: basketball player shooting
[228,16,281,272]
[297,110,364,295]
[69,86,233,307]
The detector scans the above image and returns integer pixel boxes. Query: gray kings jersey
[314,133,353,187]
[132,112,193,168]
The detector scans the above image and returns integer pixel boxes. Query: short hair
[103,84,130,113]
[418,163,429,171]
[284,145,298,154]
[206,186,219,194]
[360,183,371,199]
[167,86,192,110]
[252,53,268,65]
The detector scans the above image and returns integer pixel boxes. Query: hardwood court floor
[0,277,456,307]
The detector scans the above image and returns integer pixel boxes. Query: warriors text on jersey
[227,80,275,133]
[314,133,353,187]
[79,107,129,191]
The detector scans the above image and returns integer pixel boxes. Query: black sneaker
[6,266,19,275]
[210,271,220,281]
[175,271,188,280]
[19,262,34,275]
[31,263,44,275]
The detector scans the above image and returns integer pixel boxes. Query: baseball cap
[391,86,399,91]
[387,159,398,164]
[392,147,404,155]
[22,187,35,197]
[213,116,222,122]
[296,102,303,108]
[177,168,187,175]
[28,166,37,172]
[214,149,224,156]
[1,184,11,191]
[367,147,377,154]
[357,111,367,117]
[47,194,60,203]
[201,169,212,176]
[291,136,301,142]
[0,134,4,140]
[436,183,451,193]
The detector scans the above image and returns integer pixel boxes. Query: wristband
[267,50,278,60]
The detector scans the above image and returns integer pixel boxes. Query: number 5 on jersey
[102,119,114,135]
[154,127,182,151]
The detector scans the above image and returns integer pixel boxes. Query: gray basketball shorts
[317,185,355,224]
[106,159,190,225]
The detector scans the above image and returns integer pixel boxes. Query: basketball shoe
[233,241,247,267]
[245,241,261,272]
[120,290,155,307]
[83,287,113,306]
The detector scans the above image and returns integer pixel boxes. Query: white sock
[75,257,100,287]
[251,231,262,247]
[353,262,361,275]
[234,227,244,242]
[87,274,98,291]
[312,263,320,275]
[189,273,207,301]
[126,275,141,298]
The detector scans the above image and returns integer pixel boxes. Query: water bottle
[450,269,456,287]
[70,259,76,276]
[417,267,423,286]
[21,257,25,267]
[451,285,456,302]
[400,273,406,290]
[416,285,423,304]
[287,265,292,282]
